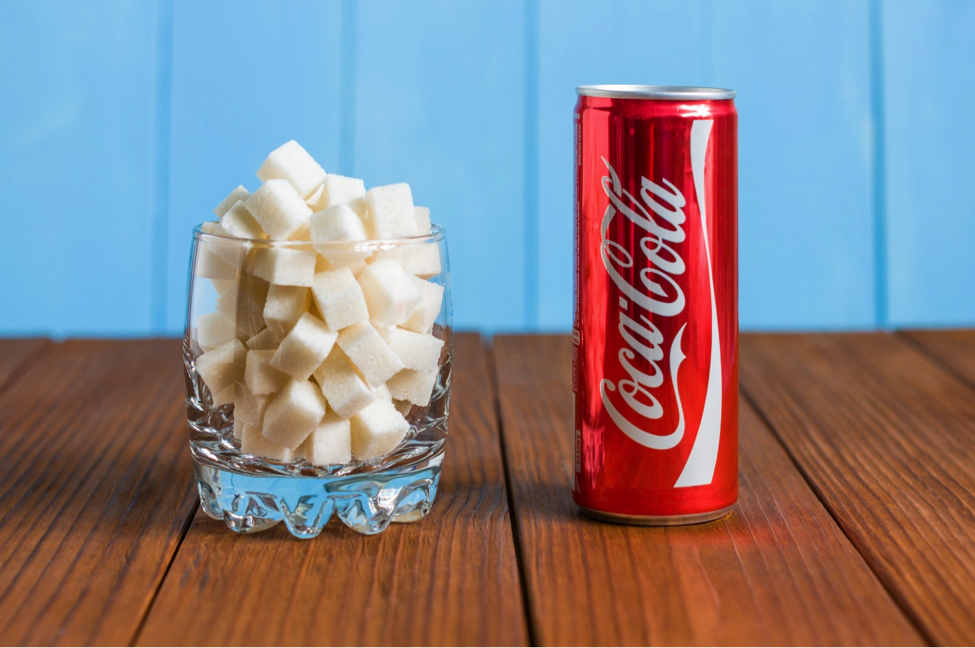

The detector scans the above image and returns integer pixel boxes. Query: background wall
[0,0,972,336]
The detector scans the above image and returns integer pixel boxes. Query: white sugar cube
[241,422,294,462]
[350,399,410,461]
[214,185,251,218]
[305,183,323,208]
[219,201,266,240]
[246,327,283,351]
[414,206,431,234]
[196,311,236,352]
[215,282,238,322]
[196,224,240,280]
[257,140,326,199]
[233,416,246,440]
[195,339,246,400]
[263,285,311,334]
[245,349,289,395]
[374,383,392,401]
[245,179,313,240]
[312,174,367,214]
[381,328,444,371]
[311,268,369,331]
[310,203,371,267]
[234,382,270,426]
[270,312,337,380]
[254,246,316,287]
[336,321,404,386]
[262,379,328,450]
[357,259,422,327]
[299,413,352,466]
[364,183,418,239]
[313,348,375,418]
[387,368,438,406]
[374,243,442,279]
[403,277,444,333]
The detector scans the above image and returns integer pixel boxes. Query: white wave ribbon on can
[675,118,722,488]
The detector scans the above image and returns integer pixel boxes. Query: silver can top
[576,85,736,100]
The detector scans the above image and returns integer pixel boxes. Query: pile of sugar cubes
[192,141,445,467]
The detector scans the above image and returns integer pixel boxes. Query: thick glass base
[195,450,443,537]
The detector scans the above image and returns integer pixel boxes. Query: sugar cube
[311,268,369,331]
[233,415,246,440]
[261,379,327,450]
[414,206,432,234]
[241,422,294,462]
[313,348,375,418]
[257,140,326,199]
[337,321,404,386]
[214,185,251,218]
[234,382,270,426]
[310,203,371,267]
[364,183,418,239]
[350,400,410,461]
[263,285,311,334]
[246,327,283,351]
[254,246,316,287]
[196,311,236,352]
[200,221,250,268]
[387,368,439,406]
[312,174,367,214]
[195,339,246,400]
[245,179,313,240]
[305,183,324,208]
[299,413,352,466]
[270,312,337,380]
[403,277,444,334]
[381,328,444,371]
[373,243,442,279]
[357,259,422,327]
[219,201,267,240]
[196,224,240,281]
[245,349,289,395]
[374,383,392,401]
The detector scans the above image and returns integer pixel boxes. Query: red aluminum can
[572,85,738,525]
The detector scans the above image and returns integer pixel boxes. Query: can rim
[576,85,736,100]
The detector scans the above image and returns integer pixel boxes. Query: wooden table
[1,332,974,646]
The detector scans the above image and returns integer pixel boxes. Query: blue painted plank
[352,0,526,331]
[0,1,161,336]
[711,0,876,329]
[883,1,975,327]
[537,0,877,331]
[536,0,715,330]
[163,0,343,333]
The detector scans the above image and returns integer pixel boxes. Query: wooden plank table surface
[0,331,973,646]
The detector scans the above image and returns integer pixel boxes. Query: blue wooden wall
[1,0,972,336]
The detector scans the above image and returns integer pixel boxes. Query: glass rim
[193,221,447,247]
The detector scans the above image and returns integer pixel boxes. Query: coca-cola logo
[598,158,688,451]
[597,119,723,488]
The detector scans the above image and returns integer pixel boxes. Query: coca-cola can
[572,85,738,525]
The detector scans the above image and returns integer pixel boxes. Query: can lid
[576,85,736,100]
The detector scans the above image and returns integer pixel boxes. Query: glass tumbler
[184,224,452,537]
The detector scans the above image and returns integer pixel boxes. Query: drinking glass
[183,224,451,537]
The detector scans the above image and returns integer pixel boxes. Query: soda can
[572,85,738,525]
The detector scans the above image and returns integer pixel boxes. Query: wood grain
[494,334,922,647]
[137,333,528,647]
[0,338,51,393]
[900,329,975,387]
[0,339,197,646]
[741,333,975,646]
